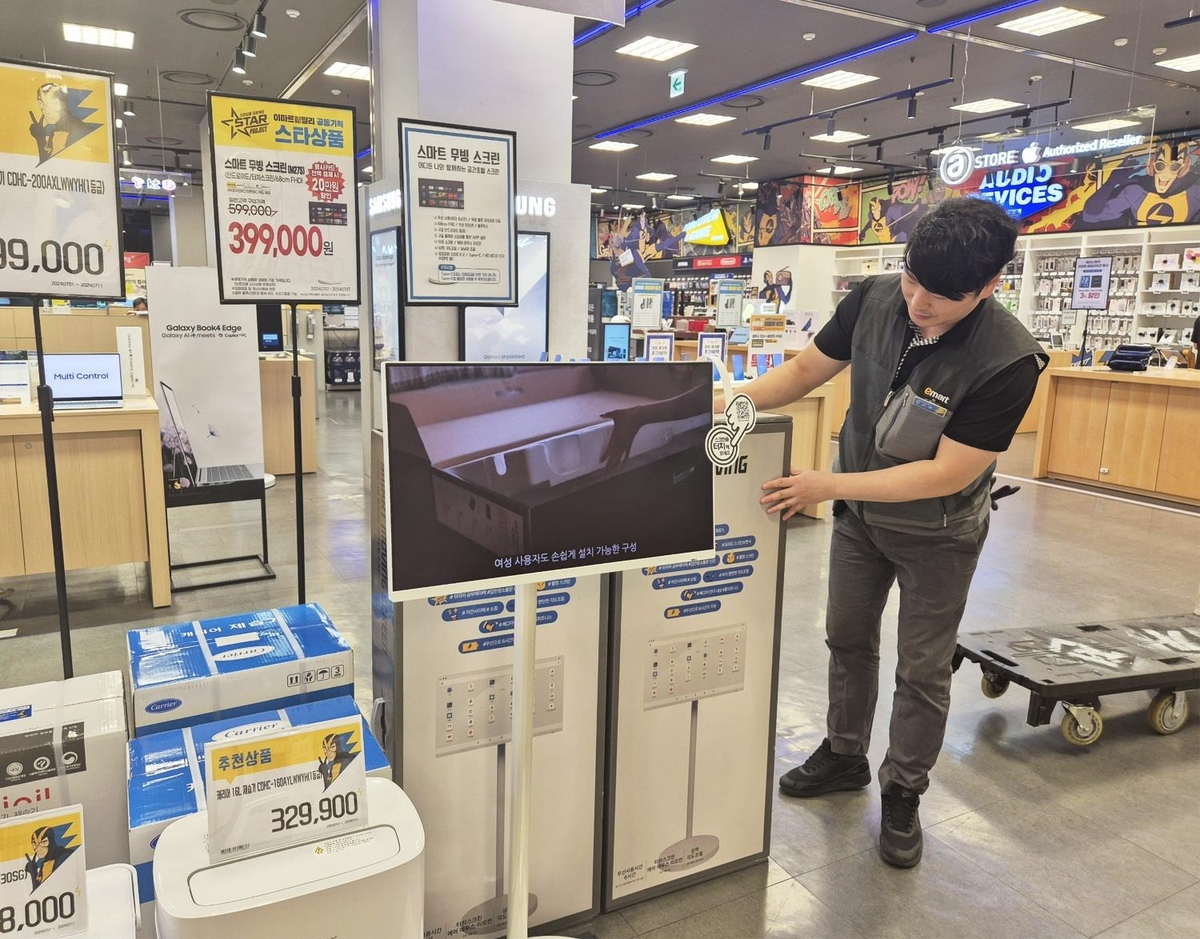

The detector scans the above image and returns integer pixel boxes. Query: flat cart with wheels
[953,614,1200,746]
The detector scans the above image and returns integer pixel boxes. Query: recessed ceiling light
[113,82,128,97]
[675,113,737,126]
[615,36,697,62]
[833,166,863,175]
[330,89,342,96]
[63,23,135,48]
[950,98,1023,114]
[1113,37,1128,47]
[802,32,817,41]
[666,194,695,201]
[242,78,253,86]
[810,130,870,143]
[1074,118,1140,132]
[590,140,638,151]
[323,62,370,81]
[801,70,879,91]
[710,154,758,164]
[1156,53,1200,73]
[286,9,301,19]
[998,6,1103,37]
[1152,46,1168,55]
[636,172,677,181]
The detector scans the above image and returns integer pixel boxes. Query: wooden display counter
[0,398,171,607]
[770,381,836,520]
[1034,367,1200,504]
[1017,349,1074,434]
[259,354,317,475]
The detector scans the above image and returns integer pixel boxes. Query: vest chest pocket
[874,384,953,463]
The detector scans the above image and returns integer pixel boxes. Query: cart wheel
[1147,691,1189,735]
[1061,709,1103,746]
[981,674,1010,698]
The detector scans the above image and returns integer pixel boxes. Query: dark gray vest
[838,275,1048,535]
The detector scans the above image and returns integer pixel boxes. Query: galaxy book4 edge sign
[0,58,124,300]
[938,133,1146,220]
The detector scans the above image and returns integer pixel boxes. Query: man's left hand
[760,470,835,520]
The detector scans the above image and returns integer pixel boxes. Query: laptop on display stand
[159,380,254,486]
[45,353,124,410]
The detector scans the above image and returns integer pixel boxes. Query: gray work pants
[825,508,988,794]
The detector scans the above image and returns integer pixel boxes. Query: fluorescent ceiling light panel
[590,140,638,151]
[930,146,981,154]
[323,62,371,81]
[113,82,128,97]
[950,98,1023,114]
[738,181,759,190]
[814,167,834,174]
[62,23,135,48]
[801,70,879,90]
[810,130,869,143]
[710,154,758,164]
[590,187,610,193]
[666,194,694,201]
[998,6,1103,37]
[615,36,698,62]
[636,172,677,181]
[621,203,646,209]
[1156,53,1200,73]
[1073,119,1140,132]
[675,113,737,126]
[833,166,862,175]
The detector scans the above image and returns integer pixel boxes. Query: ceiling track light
[250,11,268,40]
[244,35,258,58]
[826,115,836,137]
[1021,111,1032,128]
[232,48,247,75]
[907,96,917,120]
[717,180,725,194]
[763,131,772,152]
[875,143,884,161]
[122,99,135,117]
[121,149,131,167]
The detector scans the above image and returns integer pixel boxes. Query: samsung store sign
[938,133,1145,220]
[369,188,556,218]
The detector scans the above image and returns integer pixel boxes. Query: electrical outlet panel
[644,625,746,710]
[436,655,563,755]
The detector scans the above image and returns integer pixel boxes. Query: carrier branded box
[0,671,130,867]
[127,696,390,936]
[127,604,354,734]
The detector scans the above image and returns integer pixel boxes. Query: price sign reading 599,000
[0,238,106,275]
[227,223,332,259]
[0,892,78,934]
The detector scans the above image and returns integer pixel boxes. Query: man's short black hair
[903,197,1018,301]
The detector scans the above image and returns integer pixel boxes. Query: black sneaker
[779,738,871,798]
[879,786,922,868]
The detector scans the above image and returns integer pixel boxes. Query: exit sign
[669,68,687,98]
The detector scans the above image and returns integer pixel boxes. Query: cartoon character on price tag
[318,731,360,790]
[23,823,79,891]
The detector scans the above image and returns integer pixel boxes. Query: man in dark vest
[738,198,1047,868]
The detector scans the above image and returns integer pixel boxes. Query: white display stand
[152,778,424,939]
[84,865,141,938]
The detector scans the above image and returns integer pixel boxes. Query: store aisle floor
[1,401,1196,939]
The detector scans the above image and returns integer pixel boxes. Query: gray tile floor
[1,395,1197,939]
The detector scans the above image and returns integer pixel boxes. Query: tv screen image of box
[1,672,129,869]
[126,696,390,932]
[127,604,353,734]
[383,362,715,599]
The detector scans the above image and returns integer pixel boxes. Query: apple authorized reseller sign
[938,133,1145,222]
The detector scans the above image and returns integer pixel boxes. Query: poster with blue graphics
[396,575,605,937]
[605,419,789,908]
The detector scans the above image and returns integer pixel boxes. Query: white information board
[1071,256,1113,311]
[208,93,360,304]
[645,331,675,362]
[715,280,744,327]
[630,278,664,330]
[205,717,368,862]
[399,118,517,305]
[0,59,123,300]
[0,804,88,937]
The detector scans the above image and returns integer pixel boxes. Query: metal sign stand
[290,303,307,605]
[26,298,74,678]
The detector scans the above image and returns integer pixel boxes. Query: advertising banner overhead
[0,58,123,299]
[399,118,517,306]
[208,92,360,304]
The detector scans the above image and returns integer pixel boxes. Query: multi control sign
[938,133,1146,221]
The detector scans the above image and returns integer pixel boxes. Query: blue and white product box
[127,604,354,735]
[127,696,391,935]
[1,671,130,867]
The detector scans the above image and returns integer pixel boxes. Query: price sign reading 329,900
[227,223,332,258]
[0,238,106,276]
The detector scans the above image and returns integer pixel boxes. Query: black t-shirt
[1192,314,1199,346]
[815,280,1041,453]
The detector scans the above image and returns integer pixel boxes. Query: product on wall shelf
[324,325,361,388]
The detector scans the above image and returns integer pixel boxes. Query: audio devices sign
[939,133,1147,221]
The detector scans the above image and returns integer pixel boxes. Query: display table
[1034,366,1200,504]
[770,382,836,520]
[0,398,171,607]
[1016,349,1074,434]
[258,354,317,475]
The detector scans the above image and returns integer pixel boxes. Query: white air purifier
[153,778,424,939]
